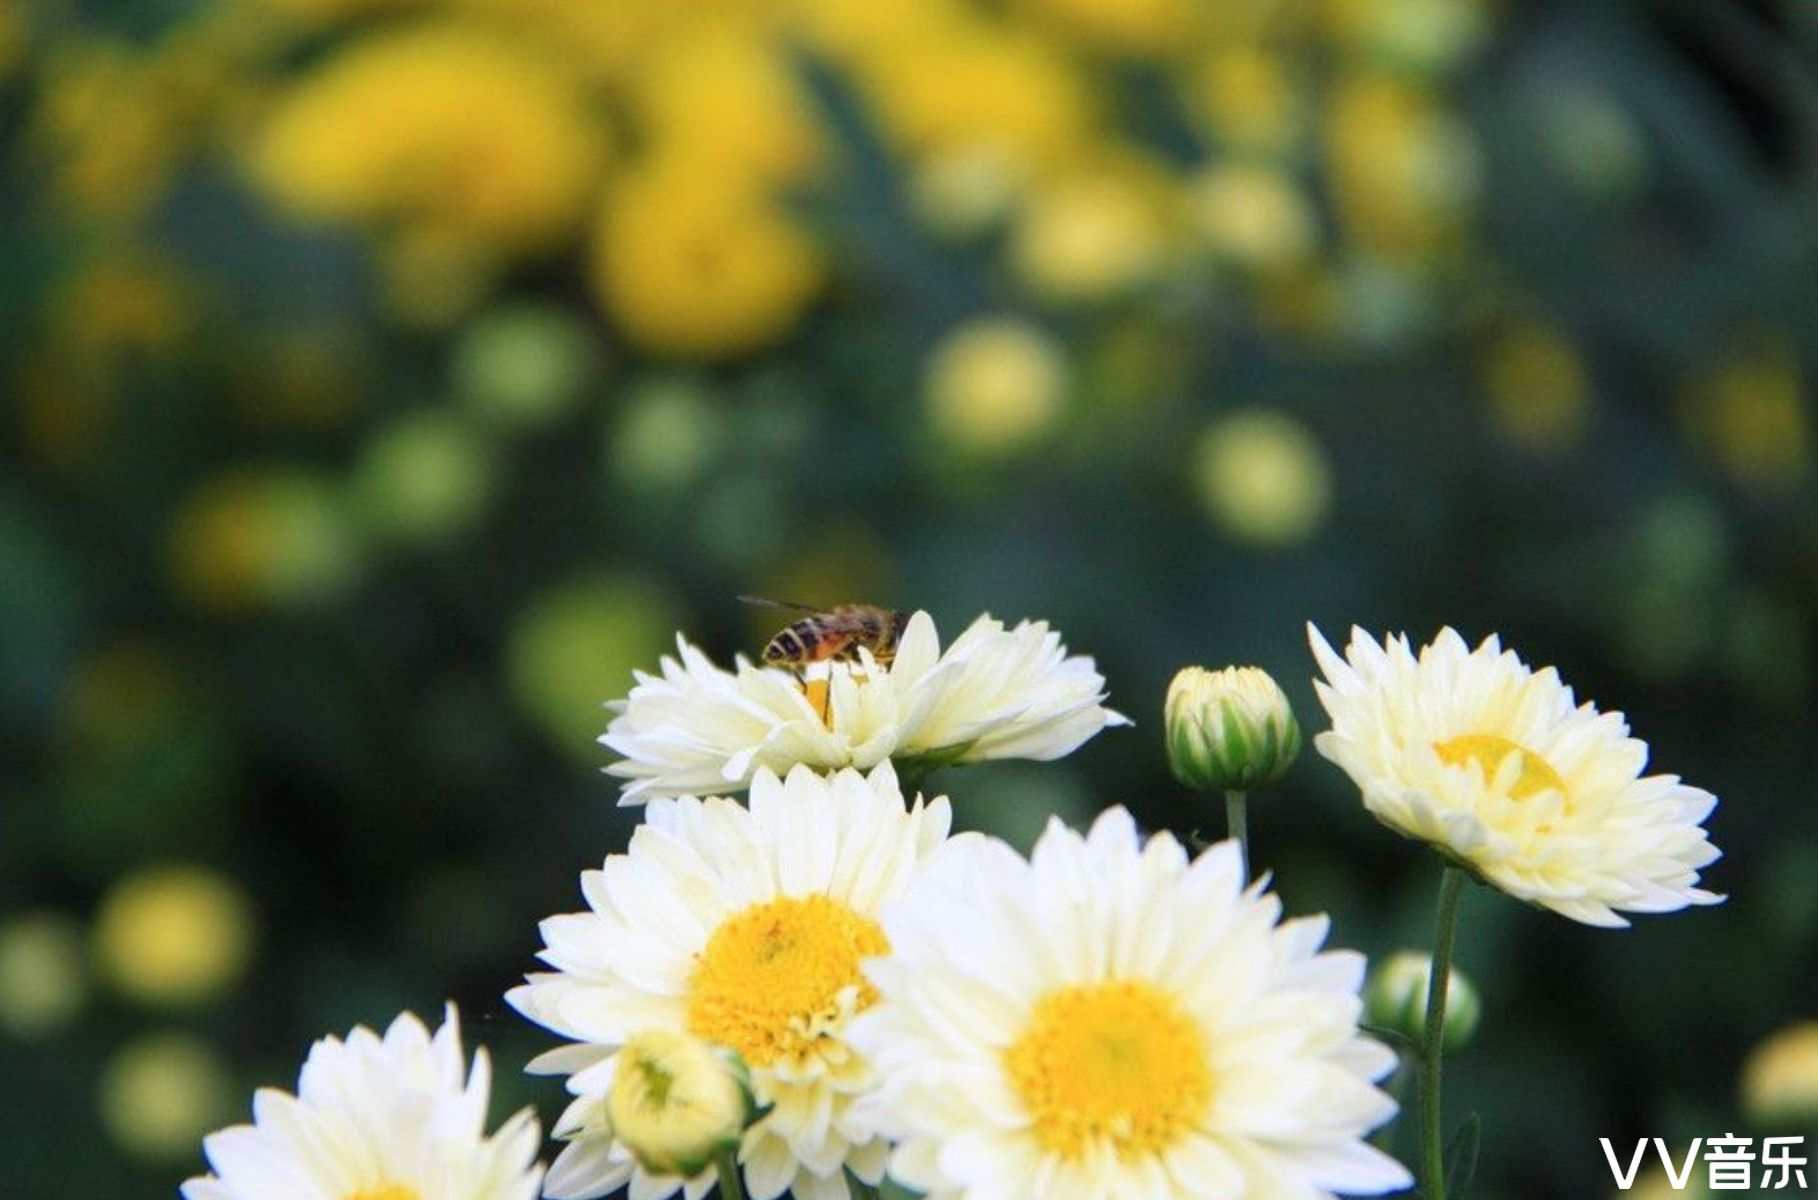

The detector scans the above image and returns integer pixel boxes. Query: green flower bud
[1365,951,1481,1052]
[608,1029,753,1177]
[1165,665,1302,792]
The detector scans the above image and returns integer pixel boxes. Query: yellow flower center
[345,1187,419,1200]
[1432,733,1567,803]
[1004,981,1212,1163]
[687,894,887,1068]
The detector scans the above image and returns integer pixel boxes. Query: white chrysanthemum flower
[1309,624,1724,927]
[509,762,973,1200]
[601,611,1130,802]
[182,1005,542,1200]
[850,807,1411,1200]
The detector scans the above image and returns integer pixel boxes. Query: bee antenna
[737,595,820,612]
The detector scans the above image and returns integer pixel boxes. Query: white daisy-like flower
[601,611,1130,802]
[1308,624,1724,927]
[182,1005,542,1200]
[851,807,1410,1200]
[509,762,973,1200]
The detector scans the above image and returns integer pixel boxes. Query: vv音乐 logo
[1603,1135,1809,1191]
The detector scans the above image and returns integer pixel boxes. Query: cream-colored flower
[182,1005,541,1200]
[1309,624,1724,926]
[850,807,1410,1200]
[509,763,972,1200]
[601,611,1128,802]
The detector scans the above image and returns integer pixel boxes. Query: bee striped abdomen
[749,600,907,667]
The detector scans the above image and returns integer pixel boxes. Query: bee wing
[736,595,825,614]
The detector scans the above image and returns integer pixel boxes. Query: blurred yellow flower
[224,326,370,430]
[1326,71,1478,259]
[99,1032,234,1161]
[28,40,190,222]
[1623,1165,1711,1200]
[592,158,822,358]
[1191,164,1319,273]
[1194,408,1333,547]
[0,912,88,1038]
[55,641,201,765]
[1182,45,1304,156]
[250,0,423,21]
[1741,1021,1818,1127]
[93,865,254,1007]
[924,316,1068,453]
[167,468,363,612]
[0,0,27,83]
[252,22,603,257]
[1013,0,1199,57]
[1484,319,1591,449]
[47,251,197,362]
[1012,158,1180,304]
[631,27,823,188]
[864,19,1093,183]
[375,227,501,329]
[462,0,681,82]
[1691,331,1811,494]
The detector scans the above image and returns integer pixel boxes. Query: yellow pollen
[1433,733,1568,803]
[797,666,869,727]
[801,676,832,725]
[687,894,886,1068]
[1004,981,1212,1163]
[345,1187,420,1200]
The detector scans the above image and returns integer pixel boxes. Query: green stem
[1225,790,1249,877]
[1420,867,1467,1200]
[848,1180,881,1200]
[714,1149,746,1200]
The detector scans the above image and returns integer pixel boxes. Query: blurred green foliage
[2,0,1816,1196]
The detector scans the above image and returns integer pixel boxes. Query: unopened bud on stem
[1165,665,1302,792]
[1366,951,1481,1052]
[608,1029,753,1177]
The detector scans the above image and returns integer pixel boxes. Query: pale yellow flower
[1310,625,1724,926]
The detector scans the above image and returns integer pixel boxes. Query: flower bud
[1365,951,1481,1052]
[1741,1022,1818,1127]
[608,1029,753,1177]
[1165,665,1301,792]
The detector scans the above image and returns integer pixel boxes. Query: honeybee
[737,596,910,668]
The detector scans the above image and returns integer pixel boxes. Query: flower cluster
[186,611,1723,1200]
